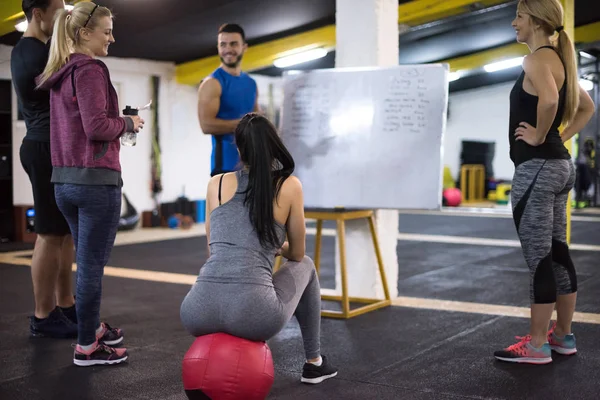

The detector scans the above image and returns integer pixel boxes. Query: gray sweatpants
[180,255,321,359]
[511,159,577,304]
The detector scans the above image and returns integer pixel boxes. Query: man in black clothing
[11,0,77,338]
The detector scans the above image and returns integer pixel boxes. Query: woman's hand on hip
[515,122,542,146]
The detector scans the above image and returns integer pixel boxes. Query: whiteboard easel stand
[275,208,392,318]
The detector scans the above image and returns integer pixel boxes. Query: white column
[332,0,399,299]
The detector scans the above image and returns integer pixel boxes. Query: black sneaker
[29,307,78,339]
[73,341,128,367]
[301,355,338,384]
[96,322,124,346]
[59,304,77,325]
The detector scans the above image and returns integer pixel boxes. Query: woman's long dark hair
[235,113,295,248]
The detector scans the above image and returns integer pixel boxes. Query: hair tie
[556,26,564,33]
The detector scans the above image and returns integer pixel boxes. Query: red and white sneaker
[73,340,128,367]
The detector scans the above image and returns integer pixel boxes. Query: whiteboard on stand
[279,64,449,210]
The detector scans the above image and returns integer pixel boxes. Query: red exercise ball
[182,333,275,400]
[443,188,462,207]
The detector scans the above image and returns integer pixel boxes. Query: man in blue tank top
[197,23,259,176]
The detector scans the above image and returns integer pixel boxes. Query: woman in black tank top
[494,0,595,365]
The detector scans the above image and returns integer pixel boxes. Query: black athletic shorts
[19,139,71,236]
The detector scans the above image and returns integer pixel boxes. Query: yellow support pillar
[560,0,574,244]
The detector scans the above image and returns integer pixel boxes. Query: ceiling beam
[0,1,87,37]
[176,25,336,85]
[574,20,600,43]
[2,0,597,86]
[399,0,510,26]
[177,16,600,86]
[439,20,600,72]
[176,0,516,85]
[0,0,518,84]
[0,0,26,37]
[0,0,509,41]
[440,43,527,73]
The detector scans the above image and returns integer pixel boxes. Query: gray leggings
[180,255,321,359]
[511,159,577,304]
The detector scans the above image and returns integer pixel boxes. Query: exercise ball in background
[443,188,462,207]
[182,333,275,400]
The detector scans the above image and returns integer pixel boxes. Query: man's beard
[220,54,243,68]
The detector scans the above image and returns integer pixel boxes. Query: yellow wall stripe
[439,43,528,73]
[175,1,517,85]
[3,257,600,324]
[0,0,27,37]
[393,296,600,324]
[0,0,89,37]
[400,0,509,26]
[177,21,600,86]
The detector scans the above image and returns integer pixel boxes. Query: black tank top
[508,45,571,166]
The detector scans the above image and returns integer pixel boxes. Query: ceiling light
[15,5,73,33]
[15,20,27,32]
[398,23,411,34]
[449,70,463,82]
[580,51,595,60]
[274,48,328,68]
[579,78,594,91]
[483,57,524,73]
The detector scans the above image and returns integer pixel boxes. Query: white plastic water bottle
[121,105,138,146]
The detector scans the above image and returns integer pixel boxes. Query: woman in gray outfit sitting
[180,113,338,384]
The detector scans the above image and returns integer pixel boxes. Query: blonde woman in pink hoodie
[38,1,143,367]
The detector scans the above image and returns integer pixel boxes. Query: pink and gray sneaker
[73,340,128,367]
[547,321,577,355]
[97,322,124,346]
[494,335,552,364]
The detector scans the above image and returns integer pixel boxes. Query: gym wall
[0,41,530,216]
[1,45,179,214]
[159,74,283,206]
[104,56,176,213]
[445,81,515,182]
[161,82,212,203]
[1,44,287,219]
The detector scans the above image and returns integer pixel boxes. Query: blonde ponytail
[517,0,580,127]
[556,29,580,127]
[37,2,113,88]
[38,8,71,87]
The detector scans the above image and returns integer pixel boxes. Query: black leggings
[511,159,577,304]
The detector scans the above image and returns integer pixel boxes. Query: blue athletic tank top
[508,45,571,166]
[197,170,286,287]
[209,67,257,175]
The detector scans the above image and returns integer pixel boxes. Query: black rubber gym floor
[1,212,599,399]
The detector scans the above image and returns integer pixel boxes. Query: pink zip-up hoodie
[38,53,134,187]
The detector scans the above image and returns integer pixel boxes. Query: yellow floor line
[2,259,599,324]
[102,265,197,285]
[1,249,38,258]
[396,209,600,222]
[0,256,197,286]
[395,233,521,248]
[394,233,600,252]
[0,255,38,267]
[3,223,599,260]
[304,229,600,252]
[392,296,600,324]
